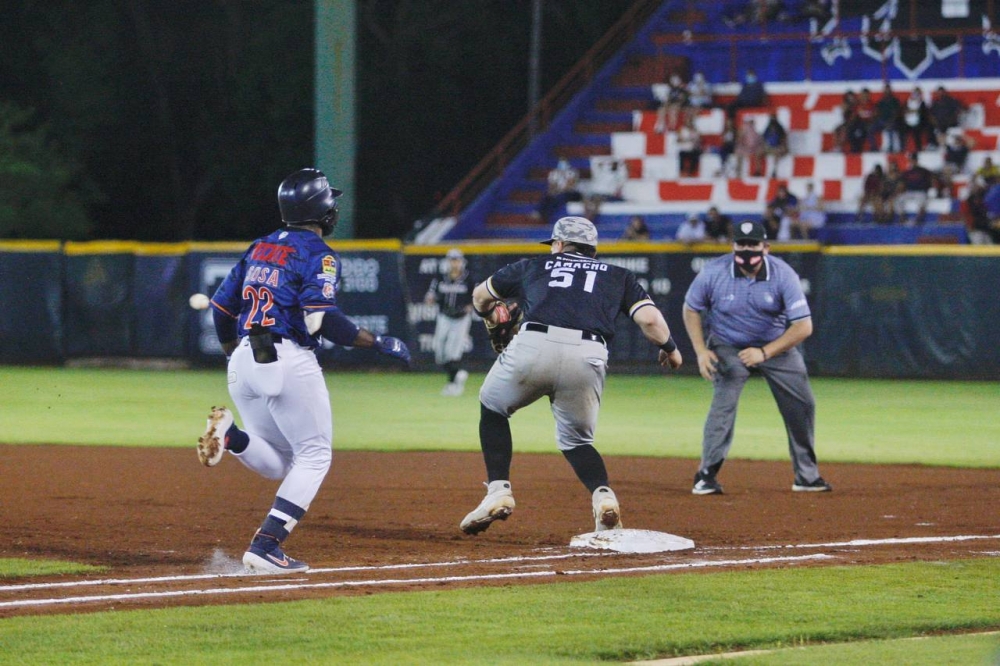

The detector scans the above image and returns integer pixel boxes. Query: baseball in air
[188,293,211,310]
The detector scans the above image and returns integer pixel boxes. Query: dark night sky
[0,1,633,241]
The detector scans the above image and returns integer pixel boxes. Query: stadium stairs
[427,1,999,244]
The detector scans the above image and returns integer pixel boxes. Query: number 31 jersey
[211,226,342,348]
[484,251,655,341]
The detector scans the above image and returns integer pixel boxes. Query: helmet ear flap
[319,204,339,236]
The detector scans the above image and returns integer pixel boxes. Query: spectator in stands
[583,157,627,222]
[677,115,703,177]
[939,129,975,198]
[983,181,1000,242]
[896,153,934,225]
[851,88,878,152]
[975,156,1000,187]
[768,183,799,240]
[963,181,997,244]
[588,157,627,202]
[735,117,765,177]
[621,215,651,241]
[724,0,789,26]
[535,158,581,223]
[879,161,902,224]
[761,111,789,177]
[761,211,781,240]
[726,69,766,119]
[676,213,707,244]
[928,85,965,148]
[790,182,826,239]
[859,164,886,222]
[901,87,932,153]
[688,72,713,109]
[705,206,734,243]
[874,83,903,153]
[655,73,689,134]
[833,89,858,152]
[716,117,738,177]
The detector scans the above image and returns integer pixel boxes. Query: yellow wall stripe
[0,240,62,252]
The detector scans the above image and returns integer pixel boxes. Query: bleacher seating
[440,2,1000,245]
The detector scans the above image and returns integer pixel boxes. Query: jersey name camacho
[486,252,655,341]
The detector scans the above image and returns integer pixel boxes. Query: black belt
[523,322,605,345]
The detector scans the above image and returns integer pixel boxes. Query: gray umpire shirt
[684,254,810,347]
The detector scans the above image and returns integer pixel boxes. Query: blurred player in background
[424,248,473,396]
[460,216,682,536]
[198,168,410,574]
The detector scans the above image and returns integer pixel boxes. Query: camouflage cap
[445,248,464,259]
[542,216,598,247]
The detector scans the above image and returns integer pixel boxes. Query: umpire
[682,220,831,495]
[460,216,683,536]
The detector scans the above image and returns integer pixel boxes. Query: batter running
[460,216,683,536]
[198,168,410,574]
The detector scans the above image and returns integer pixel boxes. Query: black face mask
[734,249,764,269]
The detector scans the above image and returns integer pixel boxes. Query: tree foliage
[0,0,631,240]
[0,102,94,239]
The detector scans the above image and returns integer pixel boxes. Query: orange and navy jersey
[210,227,341,348]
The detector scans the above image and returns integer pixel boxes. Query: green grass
[0,560,997,664]
[0,367,997,466]
[716,632,1000,665]
[0,559,105,579]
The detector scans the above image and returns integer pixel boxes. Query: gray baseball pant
[433,313,472,365]
[700,342,822,485]
[479,326,608,451]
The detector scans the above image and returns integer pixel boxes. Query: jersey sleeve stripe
[628,299,656,318]
[302,303,338,311]
[485,276,502,300]
[210,300,238,319]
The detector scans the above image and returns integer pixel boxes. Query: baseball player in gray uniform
[683,219,831,495]
[460,216,683,536]
[424,248,473,396]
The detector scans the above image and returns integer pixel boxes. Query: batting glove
[375,335,411,365]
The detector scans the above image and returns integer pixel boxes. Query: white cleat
[592,486,622,532]
[460,480,515,535]
[197,406,233,467]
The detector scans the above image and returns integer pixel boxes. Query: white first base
[569,528,695,554]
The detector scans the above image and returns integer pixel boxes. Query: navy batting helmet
[277,168,342,236]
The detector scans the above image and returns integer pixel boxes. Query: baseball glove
[485,301,523,354]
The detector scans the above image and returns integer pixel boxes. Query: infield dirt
[1,445,998,616]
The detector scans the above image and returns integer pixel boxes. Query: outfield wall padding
[1,242,998,379]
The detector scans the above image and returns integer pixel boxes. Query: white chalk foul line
[0,554,831,610]
[2,532,994,599]
[0,551,611,593]
[703,534,1000,552]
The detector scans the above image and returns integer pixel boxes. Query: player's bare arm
[739,317,813,367]
[633,304,682,369]
[472,281,504,326]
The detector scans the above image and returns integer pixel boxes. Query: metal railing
[431,0,665,218]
